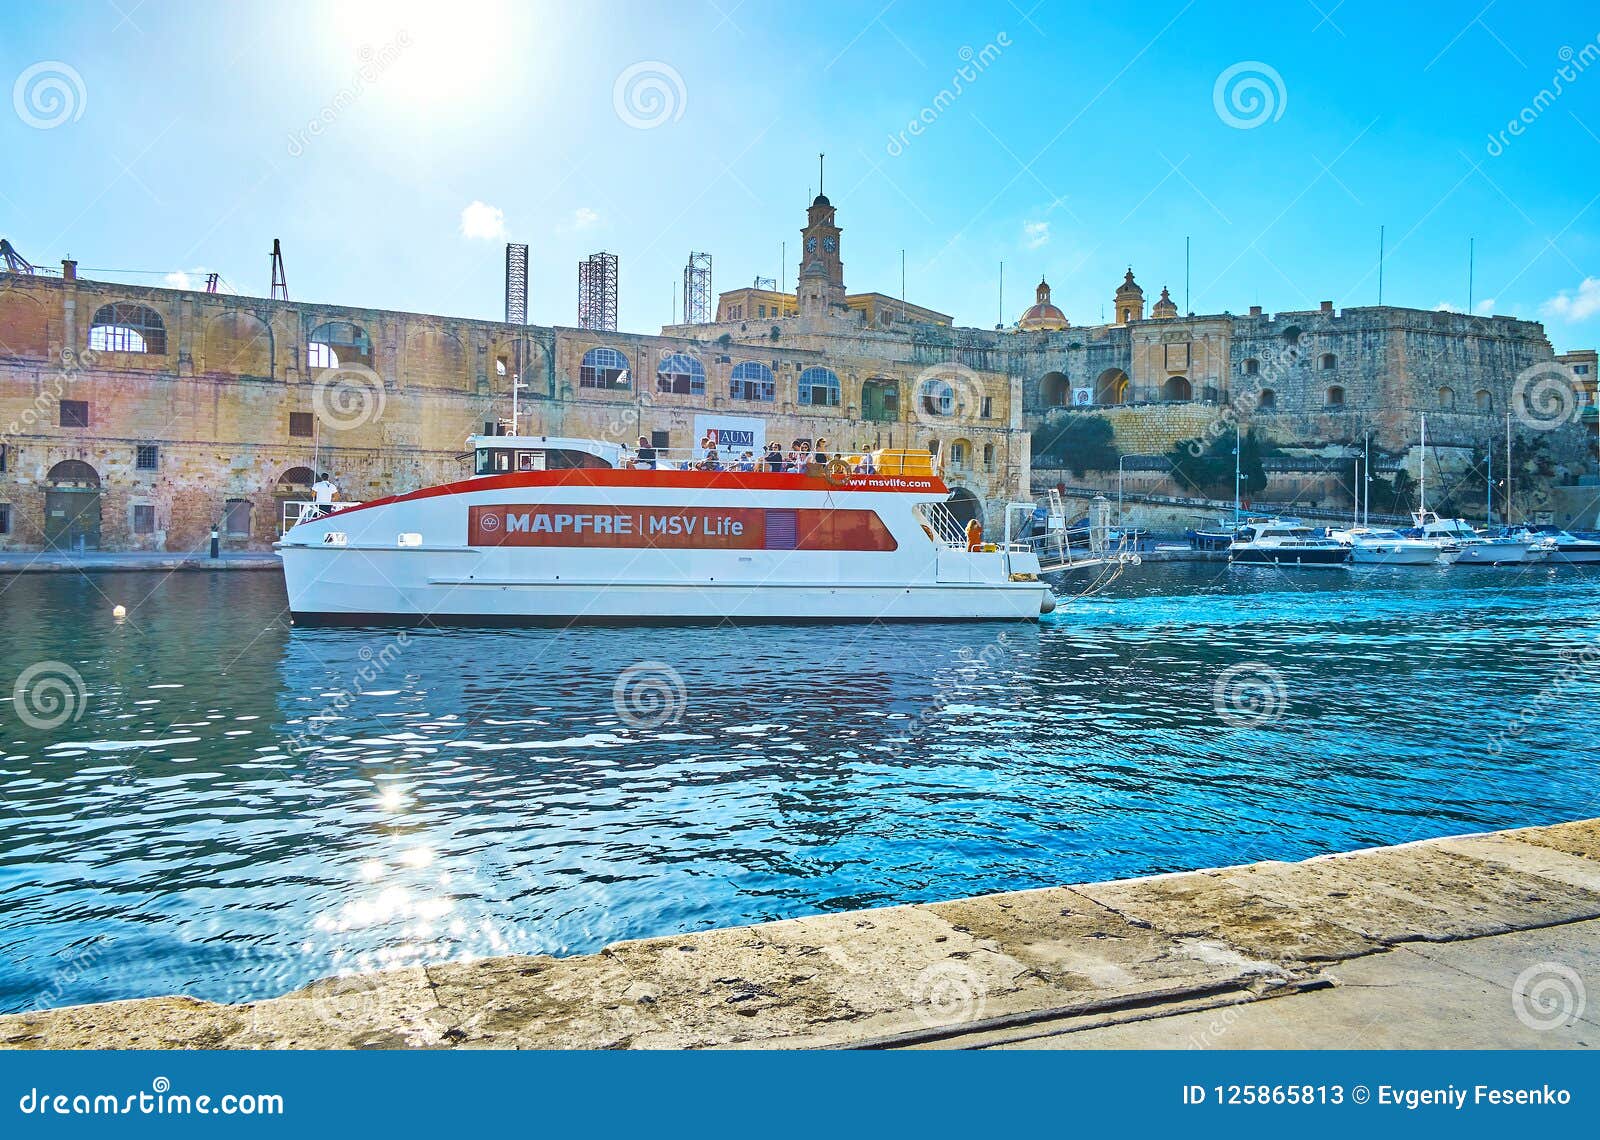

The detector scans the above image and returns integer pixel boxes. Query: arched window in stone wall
[1039,371,1069,406]
[1476,388,1493,412]
[950,438,973,469]
[1242,358,1260,376]
[1326,385,1346,408]
[88,303,166,354]
[1320,353,1337,370]
[657,353,706,396]
[797,366,841,406]
[1257,388,1276,410]
[276,466,315,492]
[308,321,372,370]
[579,346,630,389]
[1162,375,1191,402]
[1438,386,1455,409]
[47,459,100,486]
[730,361,775,402]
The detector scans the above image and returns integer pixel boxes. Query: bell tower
[797,153,847,319]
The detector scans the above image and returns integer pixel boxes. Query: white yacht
[1413,512,1534,566]
[1229,518,1351,567]
[1330,526,1444,565]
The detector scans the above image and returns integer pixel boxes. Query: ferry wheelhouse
[277,435,1055,625]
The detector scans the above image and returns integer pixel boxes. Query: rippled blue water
[1,561,1597,1012]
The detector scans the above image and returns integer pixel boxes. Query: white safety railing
[280,500,362,536]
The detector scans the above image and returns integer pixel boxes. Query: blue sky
[4,0,1599,349]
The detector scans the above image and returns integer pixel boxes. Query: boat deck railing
[281,500,364,535]
[621,446,941,477]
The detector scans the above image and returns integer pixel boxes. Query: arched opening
[656,352,706,396]
[1320,352,1337,371]
[1162,375,1192,402]
[729,360,775,401]
[861,377,899,422]
[1093,368,1130,405]
[1438,385,1456,409]
[1282,325,1302,346]
[405,324,468,389]
[1039,371,1069,406]
[44,460,102,551]
[1257,388,1277,410]
[579,346,631,390]
[88,303,166,355]
[308,321,372,370]
[203,311,273,377]
[1475,388,1493,412]
[1242,358,1260,376]
[946,487,983,530]
[797,366,841,407]
[276,466,316,493]
[949,437,974,470]
[1326,385,1346,409]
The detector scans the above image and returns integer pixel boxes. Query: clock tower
[797,155,847,319]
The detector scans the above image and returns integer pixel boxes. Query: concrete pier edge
[3,817,1598,1050]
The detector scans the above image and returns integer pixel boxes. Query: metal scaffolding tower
[753,276,777,291]
[682,251,712,324]
[269,239,289,301]
[505,242,528,324]
[0,238,37,275]
[578,251,618,331]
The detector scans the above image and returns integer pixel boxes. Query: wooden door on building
[44,489,102,552]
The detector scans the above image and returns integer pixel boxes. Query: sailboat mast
[1419,413,1427,516]
[1505,412,1513,525]
[1234,423,1242,528]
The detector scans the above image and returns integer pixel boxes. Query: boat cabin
[471,435,623,476]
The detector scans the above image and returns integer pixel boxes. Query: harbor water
[1,562,1597,1013]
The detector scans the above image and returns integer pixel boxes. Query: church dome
[1115,267,1143,298]
[1151,285,1178,319]
[812,193,831,207]
[1017,277,1069,331]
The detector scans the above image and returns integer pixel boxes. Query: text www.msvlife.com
[18,1077,284,1117]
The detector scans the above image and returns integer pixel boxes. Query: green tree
[1030,415,1119,476]
[1166,428,1268,500]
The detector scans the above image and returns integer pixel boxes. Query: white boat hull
[1450,541,1533,566]
[1349,544,1443,565]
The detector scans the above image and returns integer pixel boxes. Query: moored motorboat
[1412,512,1534,566]
[1330,526,1444,565]
[277,435,1056,624]
[1228,517,1351,566]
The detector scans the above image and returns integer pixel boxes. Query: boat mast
[1505,412,1513,526]
[1233,422,1242,529]
[1419,413,1427,518]
[1486,441,1493,525]
[1363,432,1371,526]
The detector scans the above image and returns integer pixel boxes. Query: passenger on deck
[312,472,339,505]
[763,442,785,472]
[814,437,831,465]
[736,451,756,472]
[635,436,656,470]
[856,453,877,475]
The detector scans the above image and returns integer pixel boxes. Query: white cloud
[1541,277,1600,322]
[1433,301,1458,312]
[572,207,600,229]
[459,200,507,240]
[164,271,192,290]
[1474,298,1496,315]
[1023,220,1050,249]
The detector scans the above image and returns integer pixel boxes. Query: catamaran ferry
[276,435,1056,625]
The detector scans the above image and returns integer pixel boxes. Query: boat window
[476,448,515,475]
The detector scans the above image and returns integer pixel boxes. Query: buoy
[112,604,127,619]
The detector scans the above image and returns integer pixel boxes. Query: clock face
[805,236,817,254]
[822,236,837,253]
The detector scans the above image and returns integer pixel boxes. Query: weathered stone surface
[229,967,445,1050]
[1233,845,1600,943]
[925,885,1289,999]
[1501,818,1600,862]
[1072,866,1384,965]
[424,953,651,1049]
[0,996,249,1051]
[1433,833,1600,895]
